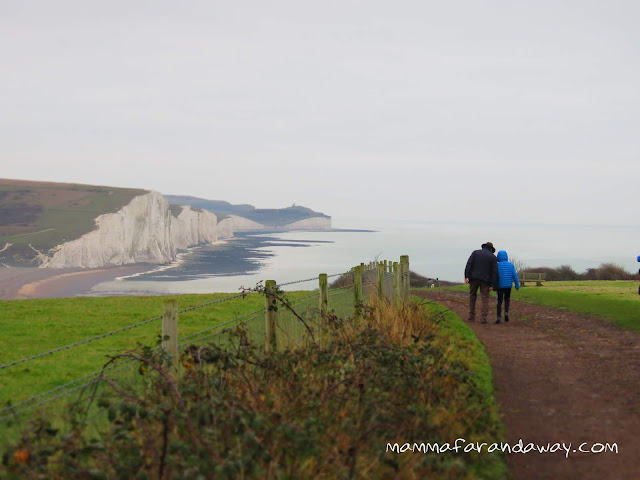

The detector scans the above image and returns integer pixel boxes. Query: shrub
[523,263,638,281]
[594,263,631,280]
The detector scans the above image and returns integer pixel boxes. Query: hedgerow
[2,300,505,479]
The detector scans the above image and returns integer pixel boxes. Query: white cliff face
[217,215,266,239]
[282,217,332,230]
[170,206,218,249]
[41,192,331,268]
[43,192,218,268]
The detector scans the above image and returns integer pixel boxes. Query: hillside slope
[0,179,147,266]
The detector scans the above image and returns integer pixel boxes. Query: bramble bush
[2,300,505,479]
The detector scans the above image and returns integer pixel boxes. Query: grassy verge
[2,298,507,479]
[420,298,506,479]
[445,280,640,330]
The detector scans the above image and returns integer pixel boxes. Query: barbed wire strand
[277,270,352,288]
[0,315,163,371]
[328,283,354,293]
[0,357,139,423]
[179,308,266,345]
[277,277,318,287]
[177,292,248,314]
[0,377,103,424]
[0,292,258,372]
[180,310,267,346]
[0,358,135,417]
[289,292,320,304]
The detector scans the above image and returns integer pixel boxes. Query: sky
[2,0,639,227]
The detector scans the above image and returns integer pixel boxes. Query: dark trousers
[497,288,512,317]
[468,279,490,321]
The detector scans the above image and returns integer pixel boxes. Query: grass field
[0,293,269,408]
[447,280,640,330]
[0,289,356,410]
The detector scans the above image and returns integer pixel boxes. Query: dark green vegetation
[165,195,330,227]
[448,280,640,330]
[521,263,640,281]
[0,179,147,266]
[1,298,506,479]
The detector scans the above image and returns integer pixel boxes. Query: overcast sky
[2,0,638,227]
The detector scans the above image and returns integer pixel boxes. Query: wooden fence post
[378,263,385,302]
[319,273,328,317]
[354,265,363,318]
[393,261,400,306]
[162,299,179,359]
[400,255,410,302]
[264,280,277,353]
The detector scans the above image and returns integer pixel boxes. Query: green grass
[420,297,507,479]
[446,280,640,330]
[0,293,287,407]
[2,187,147,250]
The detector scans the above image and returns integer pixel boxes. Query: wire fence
[0,257,411,430]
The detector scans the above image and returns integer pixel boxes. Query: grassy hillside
[165,194,330,227]
[0,179,147,266]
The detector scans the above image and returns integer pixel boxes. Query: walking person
[464,242,498,324]
[495,250,520,323]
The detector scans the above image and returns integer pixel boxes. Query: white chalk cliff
[281,217,332,230]
[43,192,220,268]
[217,215,266,238]
[42,191,332,268]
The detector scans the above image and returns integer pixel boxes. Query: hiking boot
[495,316,501,324]
[481,319,488,324]
[505,313,510,323]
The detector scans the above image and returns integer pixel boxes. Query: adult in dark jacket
[464,242,498,323]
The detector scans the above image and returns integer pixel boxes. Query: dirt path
[414,289,640,480]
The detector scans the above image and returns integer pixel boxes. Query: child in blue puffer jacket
[495,250,520,324]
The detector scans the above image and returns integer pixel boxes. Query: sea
[88,218,640,295]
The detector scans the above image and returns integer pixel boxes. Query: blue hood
[497,250,508,262]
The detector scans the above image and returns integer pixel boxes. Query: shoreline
[0,240,234,300]
[0,231,378,300]
[0,265,152,300]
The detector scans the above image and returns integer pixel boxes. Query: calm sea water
[88,219,640,295]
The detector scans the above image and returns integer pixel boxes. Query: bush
[523,263,639,281]
[593,263,634,280]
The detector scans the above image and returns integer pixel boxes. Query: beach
[0,265,150,300]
